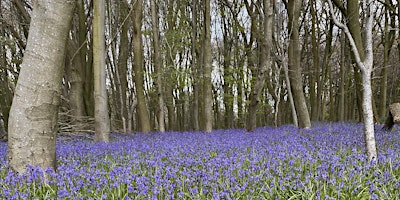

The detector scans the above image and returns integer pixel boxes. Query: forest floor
[0,122,399,199]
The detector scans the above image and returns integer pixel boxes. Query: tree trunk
[283,57,298,127]
[74,0,94,118]
[132,0,151,133]
[0,2,12,137]
[338,30,346,121]
[7,0,75,173]
[151,0,165,132]
[347,0,364,121]
[93,0,110,142]
[66,40,86,118]
[202,0,213,132]
[287,0,311,128]
[116,0,130,133]
[246,0,272,131]
[328,0,377,161]
[379,2,395,120]
[310,0,320,121]
[191,0,200,131]
[83,38,94,117]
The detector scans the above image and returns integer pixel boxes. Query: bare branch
[326,0,364,71]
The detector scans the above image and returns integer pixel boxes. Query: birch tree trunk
[328,0,377,162]
[246,0,273,132]
[7,0,75,173]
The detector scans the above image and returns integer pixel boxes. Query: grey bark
[379,1,395,120]
[287,0,311,128]
[132,0,151,133]
[7,0,75,173]
[191,0,200,131]
[328,0,377,162]
[203,0,213,132]
[246,0,273,131]
[94,0,110,142]
[151,0,165,132]
[66,39,85,118]
[116,1,130,133]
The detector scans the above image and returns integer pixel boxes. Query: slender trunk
[328,0,377,161]
[287,0,311,128]
[93,0,110,142]
[66,40,86,118]
[83,37,94,117]
[362,68,377,161]
[246,0,272,131]
[0,3,12,135]
[339,33,346,121]
[283,59,298,127]
[191,0,200,131]
[151,0,165,132]
[132,0,151,133]
[310,0,320,121]
[379,2,395,119]
[202,0,212,132]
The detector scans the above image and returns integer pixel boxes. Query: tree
[328,0,377,161]
[7,0,75,173]
[93,0,110,142]
[286,0,311,128]
[309,0,320,121]
[66,0,89,119]
[246,0,273,131]
[191,0,201,131]
[202,0,213,132]
[378,0,396,120]
[132,0,151,133]
[151,0,165,132]
[115,0,131,133]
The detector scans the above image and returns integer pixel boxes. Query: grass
[0,122,399,199]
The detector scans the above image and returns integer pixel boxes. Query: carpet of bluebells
[0,123,400,199]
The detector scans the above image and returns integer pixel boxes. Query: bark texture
[287,0,311,128]
[328,0,377,162]
[93,0,110,142]
[7,0,75,173]
[132,0,151,133]
[246,0,273,131]
[151,0,165,132]
[203,0,213,132]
